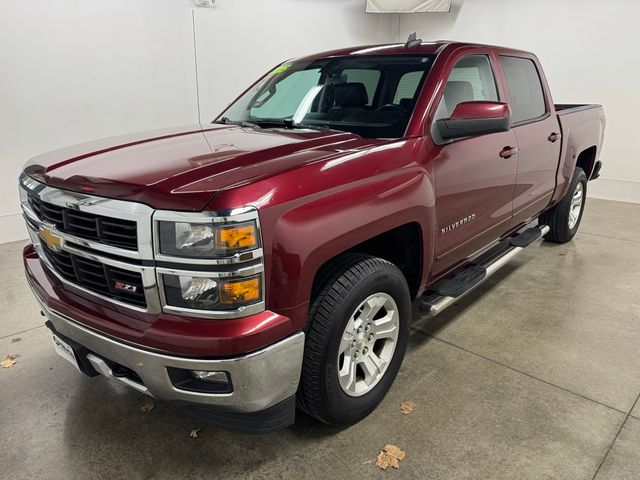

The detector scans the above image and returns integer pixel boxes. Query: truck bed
[555,103,605,182]
[555,103,602,115]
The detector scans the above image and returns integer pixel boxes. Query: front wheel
[539,167,587,243]
[297,254,410,425]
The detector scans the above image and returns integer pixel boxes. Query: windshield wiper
[296,123,348,134]
[214,117,260,129]
[253,118,349,135]
[281,118,334,131]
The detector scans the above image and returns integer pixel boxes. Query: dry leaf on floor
[10,338,22,344]
[1,354,20,369]
[140,402,155,412]
[376,444,406,470]
[400,401,416,415]
[190,428,201,438]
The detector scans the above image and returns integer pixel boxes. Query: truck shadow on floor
[61,380,355,477]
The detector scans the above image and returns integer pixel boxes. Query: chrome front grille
[19,174,265,318]
[28,194,138,250]
[20,174,157,312]
[41,243,147,307]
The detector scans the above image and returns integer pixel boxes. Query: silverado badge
[441,214,477,235]
[39,224,63,252]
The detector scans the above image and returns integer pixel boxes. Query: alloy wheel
[337,292,399,397]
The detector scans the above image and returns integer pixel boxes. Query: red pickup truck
[20,40,605,432]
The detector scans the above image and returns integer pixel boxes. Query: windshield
[217,54,435,139]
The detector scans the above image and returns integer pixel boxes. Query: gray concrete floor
[1,198,639,480]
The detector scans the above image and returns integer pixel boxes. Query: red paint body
[23,42,605,357]
[450,101,510,120]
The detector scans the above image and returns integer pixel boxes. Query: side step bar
[419,224,550,317]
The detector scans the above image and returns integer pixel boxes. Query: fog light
[167,367,232,394]
[192,370,228,383]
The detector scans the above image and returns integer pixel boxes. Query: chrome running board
[419,225,550,317]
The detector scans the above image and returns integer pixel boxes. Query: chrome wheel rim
[568,182,584,230]
[337,292,399,397]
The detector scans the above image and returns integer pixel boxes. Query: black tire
[297,253,411,425]
[539,167,587,243]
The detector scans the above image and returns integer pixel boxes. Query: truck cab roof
[293,40,535,63]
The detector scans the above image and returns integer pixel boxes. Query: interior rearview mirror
[436,101,511,140]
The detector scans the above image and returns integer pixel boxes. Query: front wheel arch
[309,222,424,307]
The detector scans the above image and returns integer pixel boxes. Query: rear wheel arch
[539,167,587,243]
[575,145,598,179]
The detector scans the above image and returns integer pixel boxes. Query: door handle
[499,146,518,159]
[548,132,560,143]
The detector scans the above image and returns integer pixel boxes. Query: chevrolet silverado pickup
[20,39,605,432]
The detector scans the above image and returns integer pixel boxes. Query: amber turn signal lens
[220,277,261,305]
[215,222,258,251]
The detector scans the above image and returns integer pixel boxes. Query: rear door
[498,55,562,224]
[431,52,518,274]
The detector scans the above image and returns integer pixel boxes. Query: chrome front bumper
[32,290,305,414]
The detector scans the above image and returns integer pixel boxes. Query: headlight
[158,220,259,258]
[163,273,262,311]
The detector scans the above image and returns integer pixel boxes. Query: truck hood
[24,124,382,210]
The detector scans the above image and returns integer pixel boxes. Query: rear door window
[499,56,547,124]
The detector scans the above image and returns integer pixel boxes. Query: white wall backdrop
[0,0,393,243]
[398,0,640,204]
[1,0,638,243]
[194,0,393,123]
[0,0,199,242]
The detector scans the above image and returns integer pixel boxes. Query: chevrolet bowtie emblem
[39,224,63,252]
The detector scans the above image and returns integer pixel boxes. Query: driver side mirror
[436,101,511,140]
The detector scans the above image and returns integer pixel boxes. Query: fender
[208,138,436,327]
[551,107,605,205]
[269,169,434,312]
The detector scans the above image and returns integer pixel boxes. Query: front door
[431,54,518,274]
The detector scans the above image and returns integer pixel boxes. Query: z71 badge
[441,214,477,235]
[114,281,138,293]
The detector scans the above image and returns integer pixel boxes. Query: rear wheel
[539,167,587,243]
[297,254,410,425]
